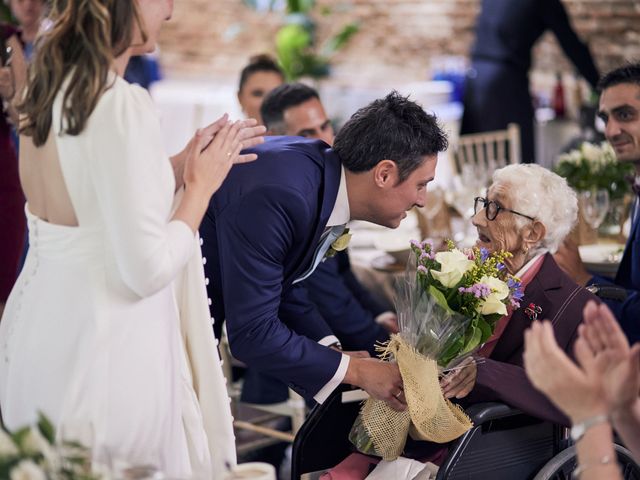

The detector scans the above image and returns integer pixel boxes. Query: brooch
[524,302,542,321]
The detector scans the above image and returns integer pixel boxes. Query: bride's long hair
[19,0,147,146]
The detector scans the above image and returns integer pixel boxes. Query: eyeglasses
[474,197,536,222]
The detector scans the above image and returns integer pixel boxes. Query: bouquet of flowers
[349,240,524,460]
[554,141,634,200]
[0,413,100,480]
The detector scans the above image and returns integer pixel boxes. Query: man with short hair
[556,63,640,344]
[260,83,335,146]
[201,92,447,408]
[236,84,397,404]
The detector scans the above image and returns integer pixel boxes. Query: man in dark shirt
[461,0,599,163]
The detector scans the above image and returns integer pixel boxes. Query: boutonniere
[325,228,352,259]
[524,302,542,321]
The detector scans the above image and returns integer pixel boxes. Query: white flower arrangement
[555,141,634,200]
[0,414,100,480]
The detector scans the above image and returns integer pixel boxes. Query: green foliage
[274,1,359,80]
[0,4,13,24]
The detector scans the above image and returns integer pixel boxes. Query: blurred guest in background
[5,0,47,60]
[237,53,284,124]
[555,63,640,345]
[460,0,599,163]
[0,21,25,318]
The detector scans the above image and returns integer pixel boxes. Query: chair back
[450,123,521,175]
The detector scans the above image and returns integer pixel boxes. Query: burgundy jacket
[466,253,599,426]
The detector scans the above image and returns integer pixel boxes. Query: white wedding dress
[0,75,235,479]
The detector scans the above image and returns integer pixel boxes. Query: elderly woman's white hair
[492,164,577,254]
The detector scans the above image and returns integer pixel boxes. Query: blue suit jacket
[590,209,640,344]
[200,137,344,399]
[304,251,390,353]
[241,252,391,405]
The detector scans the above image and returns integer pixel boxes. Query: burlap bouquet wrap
[359,334,473,461]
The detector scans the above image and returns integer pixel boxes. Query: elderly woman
[324,164,600,478]
[440,163,599,426]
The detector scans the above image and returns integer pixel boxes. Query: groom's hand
[344,358,406,411]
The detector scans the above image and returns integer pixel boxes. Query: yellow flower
[331,232,352,252]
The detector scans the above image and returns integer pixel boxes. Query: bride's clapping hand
[183,119,265,198]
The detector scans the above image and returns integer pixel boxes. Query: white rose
[22,427,49,456]
[477,292,508,316]
[581,142,602,163]
[432,249,475,288]
[22,427,57,468]
[479,275,510,300]
[0,429,19,457]
[569,150,583,163]
[10,460,47,480]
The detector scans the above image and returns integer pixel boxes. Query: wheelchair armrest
[465,402,523,424]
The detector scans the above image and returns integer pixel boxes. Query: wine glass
[579,189,610,230]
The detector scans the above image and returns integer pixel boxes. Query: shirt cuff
[318,335,341,348]
[313,353,350,404]
[375,311,396,324]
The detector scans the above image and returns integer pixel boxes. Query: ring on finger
[394,390,402,399]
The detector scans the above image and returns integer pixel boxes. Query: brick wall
[159,0,640,87]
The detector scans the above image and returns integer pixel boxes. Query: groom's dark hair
[333,91,448,182]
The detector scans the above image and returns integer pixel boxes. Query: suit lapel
[490,254,559,362]
[290,148,342,282]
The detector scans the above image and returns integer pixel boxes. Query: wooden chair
[449,123,521,176]
[219,327,307,455]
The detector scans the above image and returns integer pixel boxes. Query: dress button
[202,257,207,265]
[205,278,210,286]
[200,238,204,246]
[208,298,212,306]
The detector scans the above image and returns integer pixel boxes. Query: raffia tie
[360,334,473,461]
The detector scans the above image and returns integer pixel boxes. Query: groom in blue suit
[200,92,447,408]
[556,63,640,344]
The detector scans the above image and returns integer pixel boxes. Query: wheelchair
[292,385,640,479]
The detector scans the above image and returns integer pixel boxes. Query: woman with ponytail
[0,1,265,477]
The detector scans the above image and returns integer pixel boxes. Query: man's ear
[373,160,398,187]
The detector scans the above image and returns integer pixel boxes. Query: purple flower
[507,278,522,289]
[497,262,505,271]
[420,251,435,261]
[410,239,422,249]
[510,298,521,309]
[460,283,492,299]
[422,240,434,252]
[417,265,428,274]
[480,248,489,262]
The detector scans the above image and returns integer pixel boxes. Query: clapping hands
[180,115,266,196]
[524,301,640,424]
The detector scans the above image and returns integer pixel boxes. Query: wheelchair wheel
[534,444,640,480]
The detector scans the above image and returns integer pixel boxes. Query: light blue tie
[293,224,346,284]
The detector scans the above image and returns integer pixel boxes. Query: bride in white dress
[0,1,265,478]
